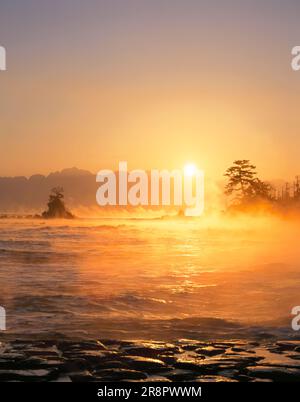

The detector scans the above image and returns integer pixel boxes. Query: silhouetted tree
[42,187,74,219]
[294,176,300,200]
[224,160,273,206]
[224,160,257,200]
[246,178,274,200]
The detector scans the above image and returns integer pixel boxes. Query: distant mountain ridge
[0,167,96,212]
[0,167,287,214]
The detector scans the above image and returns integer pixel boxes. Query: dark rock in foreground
[0,339,300,382]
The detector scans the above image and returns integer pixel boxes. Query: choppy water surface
[0,217,300,340]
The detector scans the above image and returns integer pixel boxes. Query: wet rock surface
[0,339,300,382]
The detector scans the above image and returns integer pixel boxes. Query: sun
[184,163,197,177]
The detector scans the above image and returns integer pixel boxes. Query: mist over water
[0,215,299,341]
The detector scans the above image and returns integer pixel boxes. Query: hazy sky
[0,0,300,180]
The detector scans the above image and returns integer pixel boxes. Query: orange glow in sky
[0,1,299,182]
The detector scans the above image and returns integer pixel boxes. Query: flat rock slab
[247,366,300,382]
[195,346,226,356]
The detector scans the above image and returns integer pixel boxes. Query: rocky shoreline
[0,338,300,382]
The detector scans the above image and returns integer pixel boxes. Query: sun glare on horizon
[184,163,197,177]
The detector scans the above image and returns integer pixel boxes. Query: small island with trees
[42,187,74,219]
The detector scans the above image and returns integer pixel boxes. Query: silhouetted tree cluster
[224,160,273,206]
[42,187,74,219]
[272,176,300,204]
[224,160,300,212]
